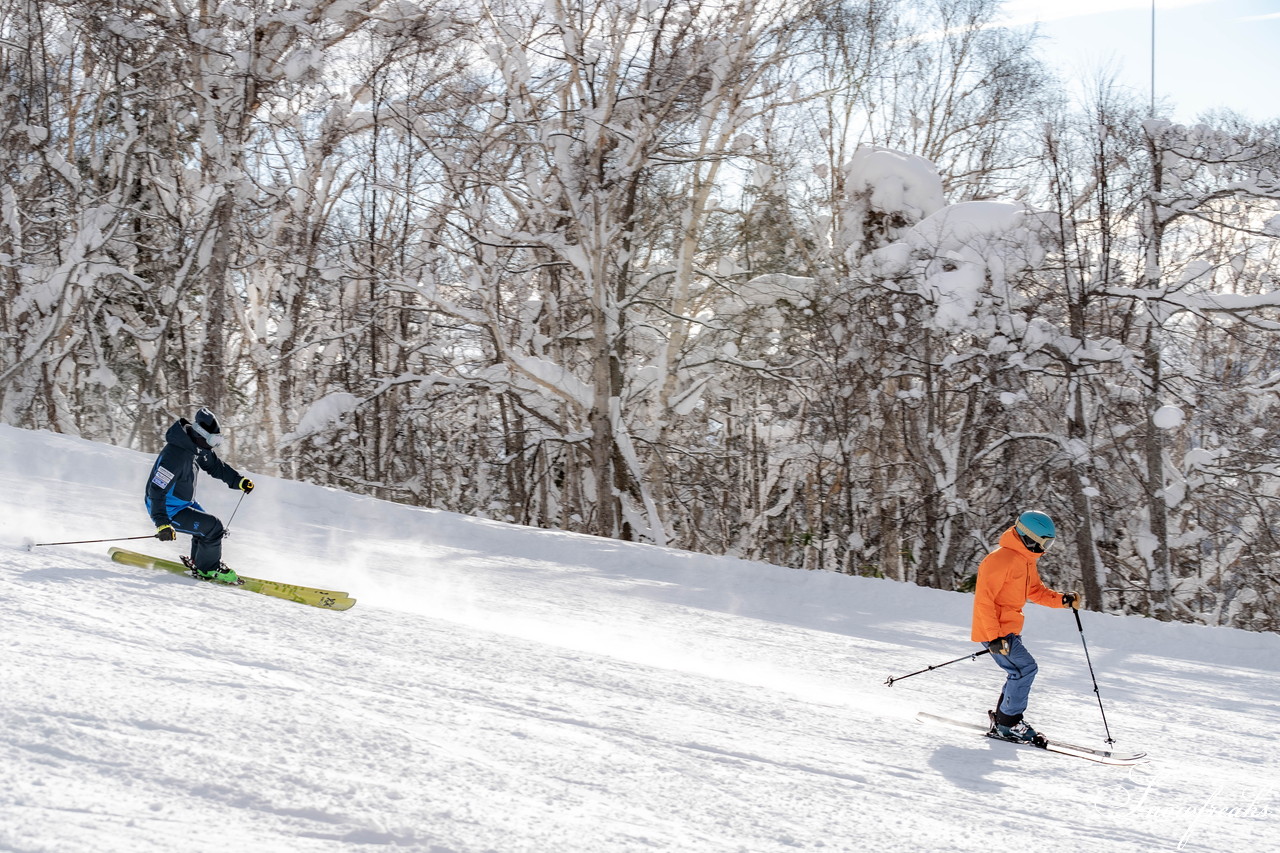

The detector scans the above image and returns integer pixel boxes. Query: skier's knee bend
[189,515,225,544]
[201,516,225,543]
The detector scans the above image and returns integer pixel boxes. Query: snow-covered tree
[416,0,821,543]
[5,0,1280,633]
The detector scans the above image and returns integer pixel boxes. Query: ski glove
[238,477,255,493]
[987,636,1012,655]
[155,524,176,542]
[1062,591,1083,610]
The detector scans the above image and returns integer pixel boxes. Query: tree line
[4,0,1280,630]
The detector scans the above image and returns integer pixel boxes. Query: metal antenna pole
[1150,0,1156,117]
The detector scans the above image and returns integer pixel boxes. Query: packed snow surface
[2,424,1278,852]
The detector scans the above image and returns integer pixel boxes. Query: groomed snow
[1,423,1277,852]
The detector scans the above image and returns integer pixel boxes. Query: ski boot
[988,710,1047,747]
[180,555,244,586]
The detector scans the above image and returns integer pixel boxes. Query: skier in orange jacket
[971,511,1080,743]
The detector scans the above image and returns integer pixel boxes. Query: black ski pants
[169,506,226,575]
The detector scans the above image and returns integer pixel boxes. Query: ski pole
[885,648,990,687]
[224,491,246,535]
[1072,607,1116,744]
[31,534,157,548]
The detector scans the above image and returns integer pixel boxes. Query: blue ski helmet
[1015,510,1055,553]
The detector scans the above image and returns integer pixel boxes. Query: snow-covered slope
[1,423,1277,852]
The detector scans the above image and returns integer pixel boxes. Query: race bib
[151,466,175,489]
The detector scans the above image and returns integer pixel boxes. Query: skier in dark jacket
[145,407,254,584]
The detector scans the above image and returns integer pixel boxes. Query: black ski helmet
[191,407,223,448]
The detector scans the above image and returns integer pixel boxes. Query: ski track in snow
[1,424,1278,852]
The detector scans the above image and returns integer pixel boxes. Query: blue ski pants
[989,634,1039,720]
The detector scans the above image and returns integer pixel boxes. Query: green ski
[109,548,356,611]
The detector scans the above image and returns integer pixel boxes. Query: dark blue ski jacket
[145,419,243,526]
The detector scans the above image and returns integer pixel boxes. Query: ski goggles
[190,421,223,448]
[1015,520,1055,552]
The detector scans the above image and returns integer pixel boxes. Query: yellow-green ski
[109,547,356,611]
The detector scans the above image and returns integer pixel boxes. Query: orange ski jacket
[971,526,1065,643]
